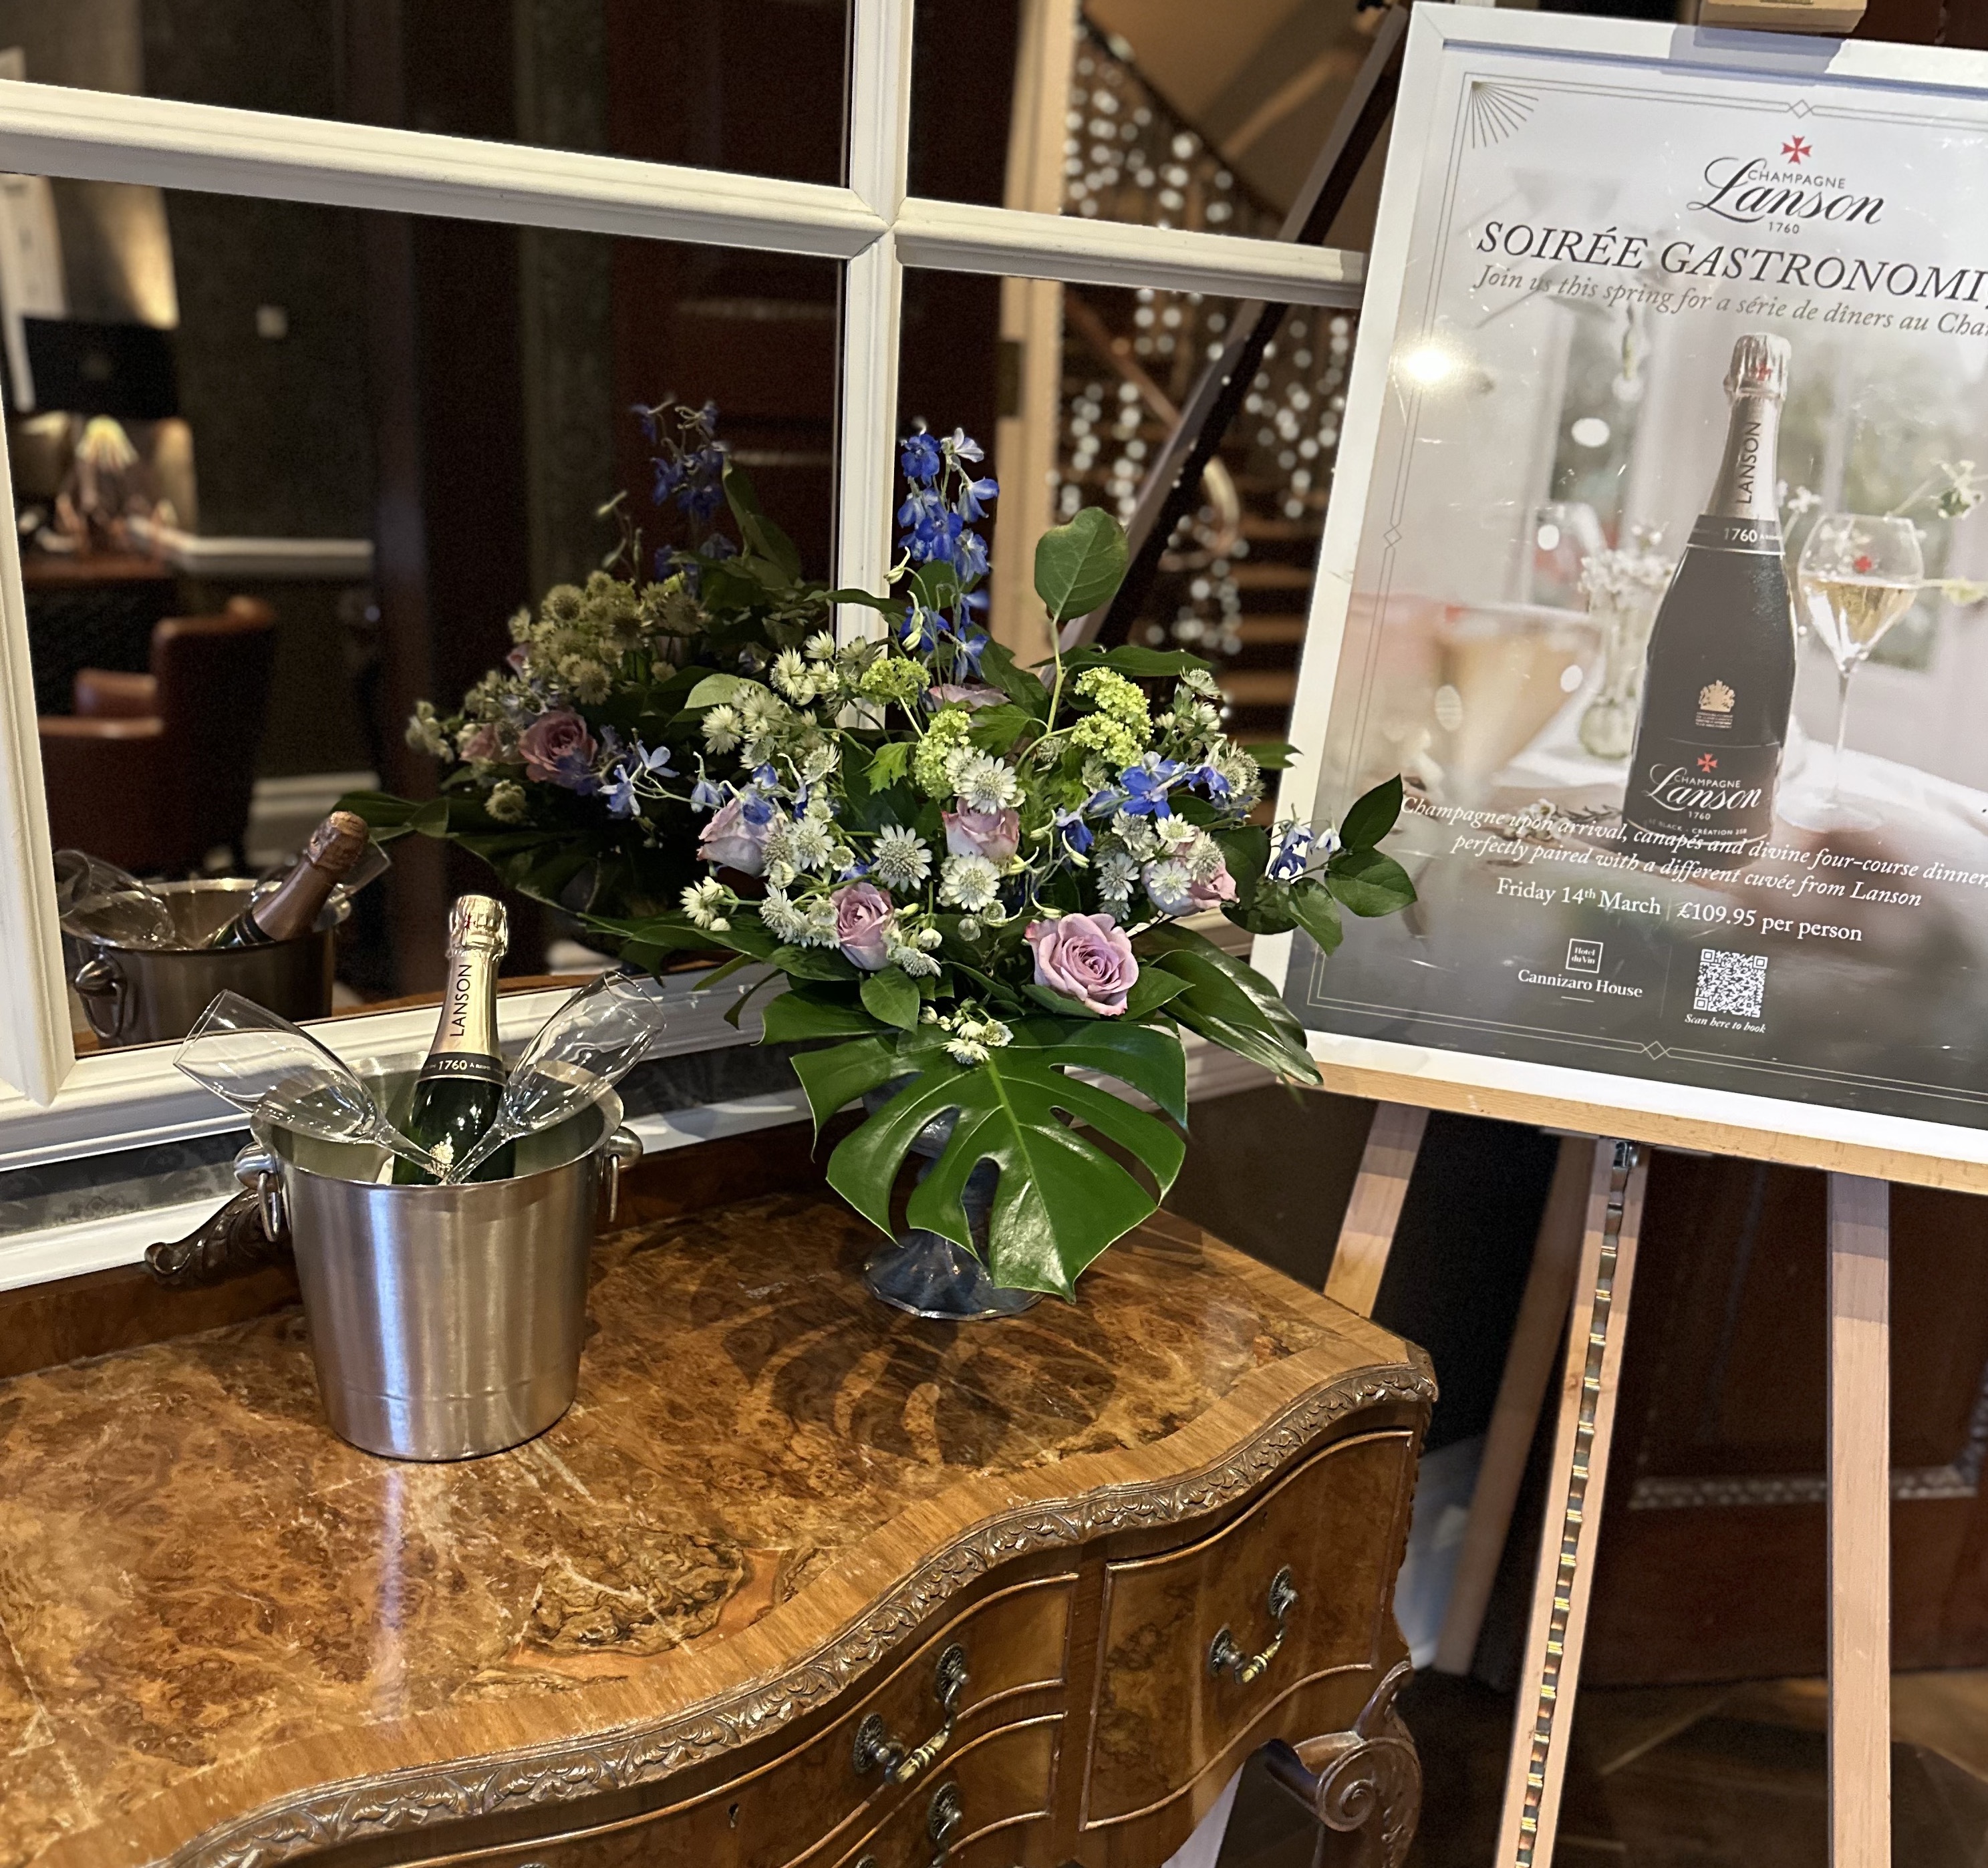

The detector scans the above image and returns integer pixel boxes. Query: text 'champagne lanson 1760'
[394,894,515,1184]
[1622,333,1798,870]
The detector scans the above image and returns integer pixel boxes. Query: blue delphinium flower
[958,474,999,522]
[901,431,943,483]
[1268,822,1316,881]
[1118,756,1183,818]
[1052,807,1094,854]
[690,775,727,813]
[1183,764,1232,802]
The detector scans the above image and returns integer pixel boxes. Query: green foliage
[795,1018,1188,1297]
[1135,924,1320,1086]
[1339,774,1405,850]
[1034,506,1130,625]
[859,967,921,1031]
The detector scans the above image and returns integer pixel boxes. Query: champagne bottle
[1622,333,1798,871]
[205,812,371,949]
[393,895,515,1184]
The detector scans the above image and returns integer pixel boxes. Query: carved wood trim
[162,1363,1433,1868]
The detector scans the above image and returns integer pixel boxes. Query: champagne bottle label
[1622,334,1797,870]
[395,895,513,1185]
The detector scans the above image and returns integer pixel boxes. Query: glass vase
[859,1088,1041,1321]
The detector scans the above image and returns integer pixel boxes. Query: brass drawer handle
[853,1642,968,1784]
[1209,1565,1299,1685]
[928,1781,964,1863]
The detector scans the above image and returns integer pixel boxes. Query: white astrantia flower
[952,752,1020,814]
[1154,814,1198,850]
[888,934,941,978]
[873,824,933,891]
[701,704,742,755]
[799,742,839,785]
[770,648,816,704]
[1212,746,1263,806]
[1098,848,1139,903]
[1177,667,1221,699]
[1113,812,1161,861]
[804,629,838,661]
[760,887,811,944]
[782,816,831,872]
[940,853,1002,912]
[681,877,733,931]
[1142,858,1196,916]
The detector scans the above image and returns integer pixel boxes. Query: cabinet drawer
[434,1573,1073,1868]
[1083,1430,1414,1828]
[823,1717,1060,1868]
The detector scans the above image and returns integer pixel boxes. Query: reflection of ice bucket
[63,878,345,1047]
[1429,603,1599,802]
[237,1086,642,1462]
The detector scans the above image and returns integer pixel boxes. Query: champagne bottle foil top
[1725,333,1790,402]
[299,811,371,882]
[448,893,509,953]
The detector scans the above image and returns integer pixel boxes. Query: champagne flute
[445,971,668,1182]
[1789,512,1923,833]
[53,850,177,947]
[176,991,444,1178]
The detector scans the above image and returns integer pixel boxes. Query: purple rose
[1142,855,1238,917]
[517,709,597,789]
[929,681,1009,711]
[833,882,895,971]
[942,806,1021,865]
[1025,912,1138,1017]
[698,793,772,877]
[458,722,505,764]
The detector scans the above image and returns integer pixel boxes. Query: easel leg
[1828,1173,1890,1868]
[1493,1138,1649,1868]
[1325,1101,1429,1317]
[1432,1133,1591,1676]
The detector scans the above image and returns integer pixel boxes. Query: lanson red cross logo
[1698,754,1719,773]
[1782,136,1812,163]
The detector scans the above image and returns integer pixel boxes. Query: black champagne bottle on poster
[1622,333,1797,870]
[392,893,515,1184]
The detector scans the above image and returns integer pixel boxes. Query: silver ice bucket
[237,1087,642,1461]
[64,877,345,1047]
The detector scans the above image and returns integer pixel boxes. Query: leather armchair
[39,597,279,875]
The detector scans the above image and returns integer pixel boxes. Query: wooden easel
[1328,1105,1893,1868]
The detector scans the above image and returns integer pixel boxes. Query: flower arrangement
[353,408,1414,1299]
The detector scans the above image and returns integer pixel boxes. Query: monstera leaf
[786,1018,1187,1299]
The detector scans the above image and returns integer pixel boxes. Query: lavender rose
[698,794,772,876]
[458,722,506,765]
[1025,912,1138,1017]
[833,882,895,971]
[929,681,1009,711]
[1141,854,1238,917]
[942,805,1021,865]
[517,708,597,789]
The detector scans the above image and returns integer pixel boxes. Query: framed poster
[1258,6,1988,1189]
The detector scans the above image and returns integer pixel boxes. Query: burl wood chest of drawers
[0,1193,1433,1868]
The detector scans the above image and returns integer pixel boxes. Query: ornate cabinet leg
[1262,1661,1421,1868]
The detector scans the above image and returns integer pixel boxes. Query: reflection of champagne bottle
[1622,334,1796,869]
[393,895,515,1185]
[205,812,370,948]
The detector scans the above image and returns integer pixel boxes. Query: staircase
[1054,19,1355,744]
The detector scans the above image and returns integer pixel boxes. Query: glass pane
[0,1,849,186]
[893,267,1346,750]
[909,0,1388,249]
[12,178,841,1043]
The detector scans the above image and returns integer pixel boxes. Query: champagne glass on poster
[174,991,444,1178]
[444,971,668,1183]
[1785,513,1923,832]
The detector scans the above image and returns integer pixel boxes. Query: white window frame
[0,0,1365,1237]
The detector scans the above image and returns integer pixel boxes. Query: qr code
[1693,948,1767,1018]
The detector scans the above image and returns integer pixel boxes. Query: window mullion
[836,0,915,638]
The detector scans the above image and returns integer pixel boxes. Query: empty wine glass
[53,850,177,947]
[1787,512,1924,832]
[446,971,668,1182]
[176,991,443,1178]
